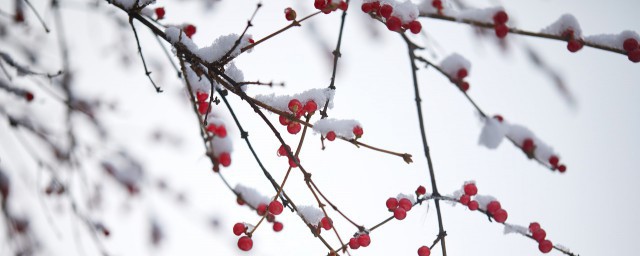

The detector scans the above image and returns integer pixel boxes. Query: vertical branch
[320,1,350,119]
[128,16,163,93]
[401,34,447,255]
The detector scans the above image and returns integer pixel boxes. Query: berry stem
[241,11,322,53]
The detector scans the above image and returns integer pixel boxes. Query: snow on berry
[197,34,253,63]
[541,14,583,39]
[439,53,471,79]
[390,0,419,24]
[478,116,509,149]
[234,184,271,209]
[255,88,335,114]
[503,223,528,235]
[313,118,362,140]
[166,26,199,53]
[297,205,325,227]
[452,7,506,23]
[584,31,639,51]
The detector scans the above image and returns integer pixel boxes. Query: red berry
[237,197,245,205]
[417,245,431,256]
[386,16,402,31]
[233,223,246,236]
[277,144,290,157]
[273,221,283,232]
[219,152,231,167]
[284,7,297,21]
[416,185,427,195]
[198,101,209,115]
[206,124,217,133]
[532,228,546,242]
[338,1,348,11]
[320,217,333,230]
[486,201,501,215]
[155,7,165,20]
[548,155,559,167]
[248,38,255,44]
[24,92,34,102]
[353,126,363,138]
[493,11,508,24]
[538,239,553,253]
[215,125,227,138]
[257,203,268,215]
[409,20,422,34]
[623,38,639,52]
[493,209,508,223]
[393,207,407,220]
[304,100,318,113]
[288,99,302,113]
[314,0,327,10]
[460,81,470,92]
[456,68,468,80]
[371,1,381,12]
[386,197,398,210]
[361,3,373,13]
[467,200,479,211]
[380,4,393,19]
[288,156,299,168]
[269,200,284,215]
[459,194,470,205]
[237,236,253,251]
[196,91,208,102]
[287,122,302,134]
[349,237,360,249]
[495,24,509,38]
[628,49,640,63]
[399,198,413,211]
[567,39,583,53]
[522,138,535,154]
[357,234,371,247]
[529,222,541,232]
[561,29,575,39]
[326,131,336,141]
[266,213,275,223]
[557,164,567,173]
[279,115,291,126]
[463,183,477,196]
[184,24,196,38]
[493,115,504,122]
[431,0,442,9]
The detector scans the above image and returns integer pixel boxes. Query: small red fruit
[288,156,300,168]
[219,152,231,167]
[386,197,398,210]
[237,236,253,251]
[522,138,535,154]
[416,185,427,195]
[361,3,373,13]
[463,183,477,196]
[371,1,381,12]
[233,223,246,236]
[357,234,371,247]
[495,24,509,38]
[353,126,364,138]
[287,122,302,134]
[257,203,268,215]
[277,144,290,157]
[196,91,208,102]
[548,155,559,167]
[418,245,431,256]
[184,24,196,38]
[456,68,468,80]
[237,197,245,205]
[431,0,442,10]
[409,20,422,34]
[386,16,402,31]
[557,164,567,173]
[24,92,34,102]
[628,49,640,63]
[314,0,327,10]
[532,228,546,242]
[623,38,639,52]
[304,100,318,113]
[288,99,302,113]
[493,114,504,122]
[198,101,209,115]
[248,38,255,44]
[467,200,479,211]
[399,198,413,211]
[380,4,393,19]
[273,221,284,232]
[269,200,284,215]
[459,194,470,205]
[338,1,348,11]
[493,209,508,223]
[326,131,336,141]
[493,11,508,24]
[486,201,501,215]
[349,237,360,249]
[284,7,297,21]
[567,39,583,52]
[460,81,470,92]
[393,207,407,220]
[215,125,227,138]
[538,239,553,253]
[279,115,291,125]
[320,217,333,230]
[155,7,165,20]
[529,222,541,232]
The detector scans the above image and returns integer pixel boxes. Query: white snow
[541,14,582,38]
[234,184,271,208]
[392,1,419,24]
[396,193,416,204]
[254,88,335,113]
[453,7,504,23]
[478,117,508,149]
[473,194,497,210]
[312,118,361,139]
[584,30,640,51]
[439,53,471,78]
[503,224,528,235]
[505,123,557,164]
[196,34,253,63]
[165,26,199,53]
[113,0,155,10]
[185,64,211,93]
[210,135,233,156]
[297,205,324,225]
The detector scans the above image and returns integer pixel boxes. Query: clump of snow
[297,205,324,225]
[254,88,335,113]
[185,64,211,93]
[439,53,471,78]
[473,194,497,210]
[396,193,416,204]
[584,30,640,51]
[541,14,583,38]
[392,1,419,24]
[503,224,528,235]
[453,7,504,23]
[224,62,246,91]
[196,34,253,63]
[210,134,233,156]
[165,26,199,53]
[234,184,270,208]
[478,117,509,149]
[113,0,155,10]
[312,118,361,139]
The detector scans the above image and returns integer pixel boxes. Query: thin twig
[128,16,162,93]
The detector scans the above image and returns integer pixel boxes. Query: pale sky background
[1,0,639,256]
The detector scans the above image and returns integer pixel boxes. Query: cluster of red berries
[348,233,371,250]
[458,183,508,223]
[325,125,364,141]
[279,99,317,135]
[361,1,422,34]
[623,38,640,63]
[454,67,470,92]
[284,7,297,21]
[521,138,567,172]
[529,222,554,253]
[195,91,210,115]
[183,24,197,38]
[154,7,165,20]
[206,123,227,138]
[493,10,509,39]
[431,0,443,15]
[314,0,348,14]
[386,196,413,220]
[561,29,583,53]
[277,144,300,168]
[315,216,333,234]
[547,154,566,172]
[417,245,431,256]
